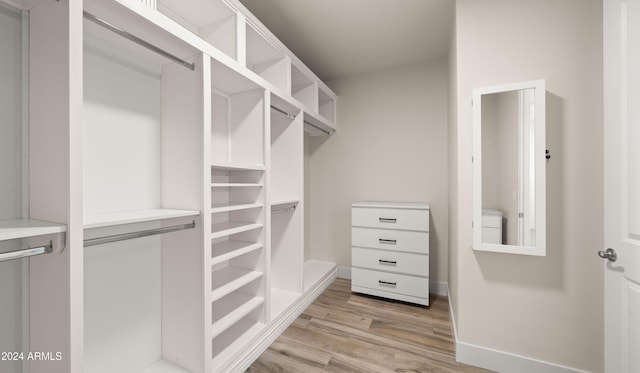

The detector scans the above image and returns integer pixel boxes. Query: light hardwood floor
[247,278,493,372]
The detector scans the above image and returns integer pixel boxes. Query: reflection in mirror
[472,79,546,256]
[481,89,536,246]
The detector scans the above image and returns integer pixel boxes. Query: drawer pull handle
[378,280,397,287]
[378,259,397,265]
[379,238,397,244]
[379,217,397,223]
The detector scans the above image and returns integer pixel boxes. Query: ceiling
[238,0,454,81]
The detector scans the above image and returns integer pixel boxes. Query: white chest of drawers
[351,201,430,306]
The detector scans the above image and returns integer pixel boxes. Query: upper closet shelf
[84,209,200,229]
[86,0,337,133]
[211,162,265,171]
[0,219,67,242]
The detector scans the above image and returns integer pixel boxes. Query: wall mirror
[472,79,546,256]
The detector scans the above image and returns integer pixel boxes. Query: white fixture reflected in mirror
[472,79,546,256]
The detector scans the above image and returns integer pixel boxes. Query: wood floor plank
[247,278,493,372]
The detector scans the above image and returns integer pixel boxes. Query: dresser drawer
[352,206,429,231]
[352,227,429,254]
[352,268,429,299]
[352,247,429,276]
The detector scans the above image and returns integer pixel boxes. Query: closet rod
[270,105,333,136]
[84,221,196,247]
[270,105,296,119]
[304,120,332,136]
[272,206,296,215]
[83,11,195,71]
[0,242,52,263]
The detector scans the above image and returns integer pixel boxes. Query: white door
[603,0,640,372]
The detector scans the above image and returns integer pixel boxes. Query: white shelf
[140,359,190,373]
[211,221,263,239]
[271,200,299,209]
[211,162,265,171]
[304,260,337,292]
[212,319,265,368]
[212,293,264,339]
[0,219,67,241]
[83,209,200,229]
[211,266,263,302]
[270,288,299,320]
[211,240,263,266]
[211,182,263,188]
[211,203,263,214]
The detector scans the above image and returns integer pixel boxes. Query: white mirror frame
[472,79,546,256]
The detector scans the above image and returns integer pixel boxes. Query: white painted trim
[337,265,351,279]
[339,267,448,296]
[456,341,588,373]
[447,286,587,373]
[430,281,448,296]
[447,283,459,344]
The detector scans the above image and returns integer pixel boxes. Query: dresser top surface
[352,201,430,210]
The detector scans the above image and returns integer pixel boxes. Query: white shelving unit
[210,54,267,370]
[157,0,237,60]
[245,22,290,93]
[82,3,206,372]
[269,98,304,320]
[291,64,318,112]
[319,86,336,123]
[2,0,338,372]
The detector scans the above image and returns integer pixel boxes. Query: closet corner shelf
[0,219,67,242]
[83,209,200,229]
[211,162,265,171]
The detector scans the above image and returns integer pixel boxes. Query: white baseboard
[430,280,448,296]
[337,266,448,296]
[447,285,587,373]
[337,265,352,279]
[456,341,588,373]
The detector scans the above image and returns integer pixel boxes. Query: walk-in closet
[0,0,337,372]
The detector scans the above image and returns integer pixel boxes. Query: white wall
[451,0,604,371]
[306,60,449,289]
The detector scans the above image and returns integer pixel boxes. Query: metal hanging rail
[270,105,333,136]
[83,11,195,71]
[270,105,296,119]
[84,221,196,247]
[0,241,52,263]
[272,206,296,215]
[303,119,332,136]
[271,201,298,215]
